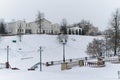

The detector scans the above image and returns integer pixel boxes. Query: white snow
[0,34,118,80]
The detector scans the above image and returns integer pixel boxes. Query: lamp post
[39,46,42,71]
[62,38,67,63]
[63,42,65,62]
[7,46,9,63]
[59,34,68,63]
[6,46,9,69]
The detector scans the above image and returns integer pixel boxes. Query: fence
[61,59,105,70]
[87,61,105,67]
[105,57,120,63]
[29,57,105,71]
[45,57,96,66]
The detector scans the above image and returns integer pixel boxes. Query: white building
[7,18,60,35]
[28,18,52,34]
[7,20,26,34]
[51,23,60,34]
[67,26,82,34]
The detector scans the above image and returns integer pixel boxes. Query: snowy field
[0,34,119,80]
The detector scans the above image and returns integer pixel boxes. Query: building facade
[7,19,83,35]
[67,26,82,35]
[7,18,60,35]
[7,20,26,34]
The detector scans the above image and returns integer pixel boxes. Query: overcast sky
[0,0,120,31]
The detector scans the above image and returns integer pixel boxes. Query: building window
[25,29,32,34]
[18,29,23,33]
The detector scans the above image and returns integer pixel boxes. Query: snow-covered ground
[0,34,119,80]
[0,34,95,70]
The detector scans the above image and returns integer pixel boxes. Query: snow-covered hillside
[0,34,96,70]
[0,34,119,80]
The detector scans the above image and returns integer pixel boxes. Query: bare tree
[76,20,98,35]
[57,34,68,44]
[60,19,67,34]
[103,33,113,57]
[77,20,91,35]
[36,11,44,34]
[58,18,68,47]
[17,22,23,42]
[86,39,105,57]
[110,9,120,56]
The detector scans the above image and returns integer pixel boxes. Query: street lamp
[39,46,43,71]
[6,46,10,69]
[59,34,68,63]
[7,46,9,63]
[62,37,67,63]
[63,41,65,62]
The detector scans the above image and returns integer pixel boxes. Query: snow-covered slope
[0,34,96,70]
[1,34,118,80]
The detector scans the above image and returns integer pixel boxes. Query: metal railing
[45,57,96,66]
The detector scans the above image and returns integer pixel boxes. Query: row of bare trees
[86,9,120,57]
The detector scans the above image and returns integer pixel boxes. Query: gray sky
[0,0,120,31]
